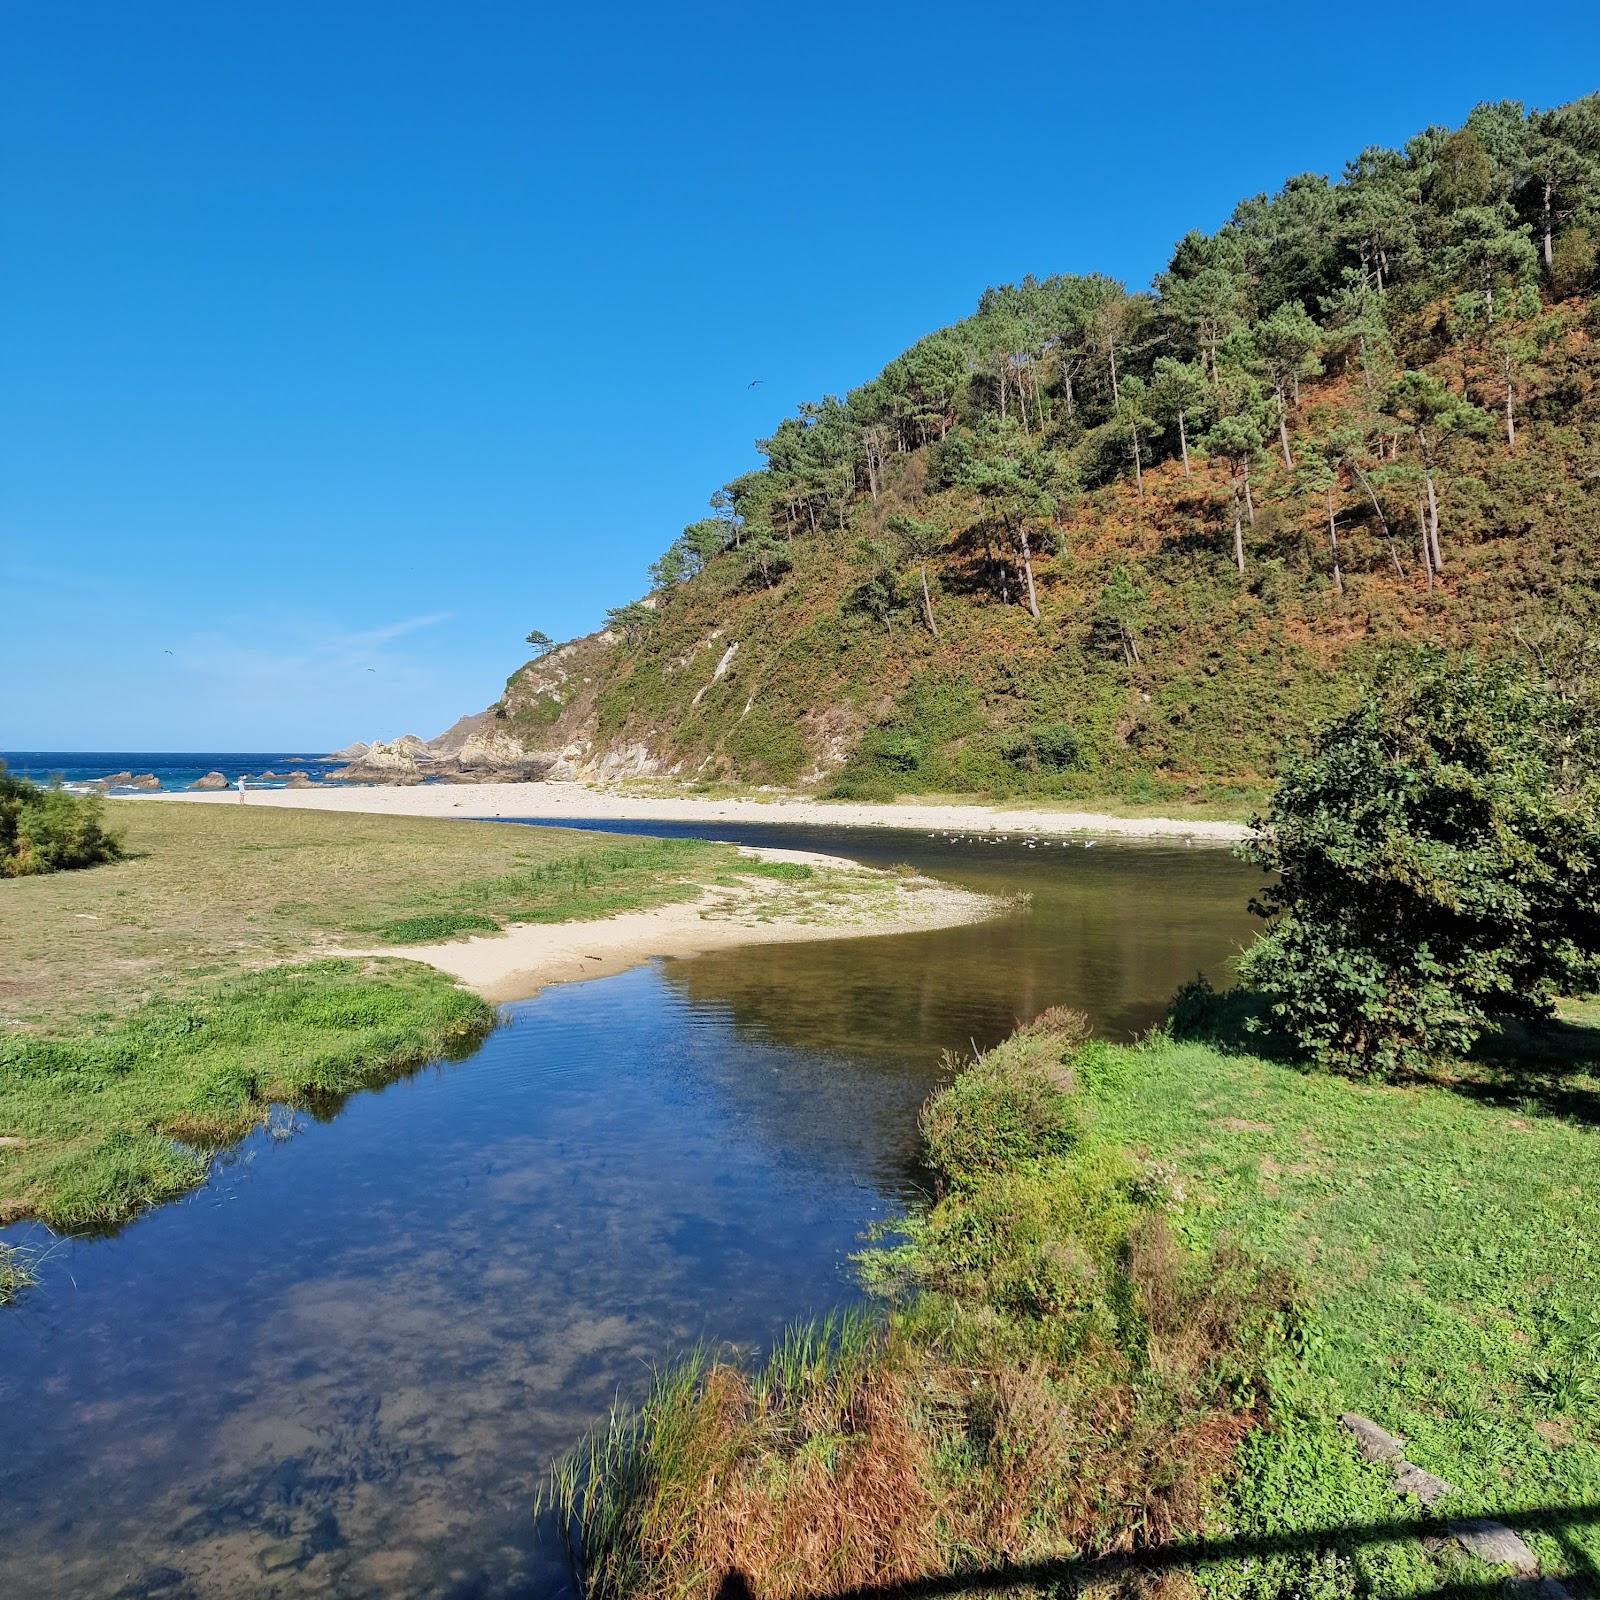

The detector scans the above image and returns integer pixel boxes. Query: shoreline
[344,846,1003,1004]
[155,780,1252,843]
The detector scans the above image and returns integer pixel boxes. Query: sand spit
[339,846,1001,1004]
[160,779,1250,843]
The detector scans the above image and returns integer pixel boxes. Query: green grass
[1080,1026,1600,1587]
[0,1241,36,1303]
[1,804,946,1232]
[0,802,747,1032]
[546,1014,1600,1596]
[0,958,493,1228]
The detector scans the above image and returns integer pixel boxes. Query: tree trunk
[1423,454,1443,573]
[919,560,939,639]
[1326,483,1344,595]
[1542,178,1554,272]
[1243,459,1257,526]
[1418,499,1433,594]
[1231,474,1246,575]
[1107,336,1120,407]
[1502,352,1516,448]
[1178,408,1190,477]
[1017,525,1040,620]
[1131,426,1143,501]
[1276,385,1294,468]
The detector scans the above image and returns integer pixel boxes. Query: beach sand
[164,778,1251,843]
[337,845,1001,1003]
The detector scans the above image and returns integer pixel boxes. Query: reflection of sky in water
[0,834,1258,1598]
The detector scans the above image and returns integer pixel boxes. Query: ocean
[0,751,351,793]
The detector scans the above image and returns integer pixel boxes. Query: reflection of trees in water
[661,845,1258,1065]
[652,847,1257,1195]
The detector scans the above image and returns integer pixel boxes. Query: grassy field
[546,1015,1600,1597]
[1084,1024,1600,1589]
[0,802,804,1230]
[0,800,751,1032]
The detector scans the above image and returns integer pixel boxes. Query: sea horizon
[1,750,349,792]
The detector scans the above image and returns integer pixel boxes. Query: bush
[1239,649,1600,1074]
[921,1029,1083,1187]
[0,768,123,877]
[1002,721,1084,774]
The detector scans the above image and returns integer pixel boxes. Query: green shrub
[921,1026,1085,1188]
[0,768,124,877]
[1240,649,1600,1074]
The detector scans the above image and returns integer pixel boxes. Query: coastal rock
[189,771,228,791]
[130,773,162,790]
[324,741,371,761]
[285,772,316,788]
[99,771,135,787]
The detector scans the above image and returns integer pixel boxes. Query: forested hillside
[496,96,1600,806]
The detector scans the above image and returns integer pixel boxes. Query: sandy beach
[339,844,1001,1003]
[164,778,1251,843]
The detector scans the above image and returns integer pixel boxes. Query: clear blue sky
[4,3,1597,749]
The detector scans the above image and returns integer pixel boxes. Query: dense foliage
[504,95,1600,800]
[0,767,123,877]
[1239,650,1600,1073]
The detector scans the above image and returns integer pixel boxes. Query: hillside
[484,96,1600,808]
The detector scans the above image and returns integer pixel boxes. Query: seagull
[748,378,763,387]
[366,667,376,672]
[163,649,173,655]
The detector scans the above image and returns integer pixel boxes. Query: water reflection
[0,830,1258,1598]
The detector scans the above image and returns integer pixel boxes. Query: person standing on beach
[236,775,247,803]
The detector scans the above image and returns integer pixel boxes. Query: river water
[0,825,1257,1598]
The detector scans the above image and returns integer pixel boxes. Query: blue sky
[4,3,1597,749]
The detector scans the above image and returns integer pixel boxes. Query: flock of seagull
[932,833,1096,849]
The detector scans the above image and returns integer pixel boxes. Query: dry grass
[542,1022,1301,1599]
[0,801,743,1031]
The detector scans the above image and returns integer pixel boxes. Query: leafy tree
[1381,372,1491,574]
[1240,652,1600,1075]
[605,601,656,644]
[1439,202,1537,316]
[946,418,1063,618]
[1112,374,1156,499]
[1092,565,1147,667]
[1517,96,1600,275]
[1202,369,1271,574]
[1149,357,1209,477]
[849,538,900,632]
[1293,443,1344,595]
[524,629,554,658]
[1252,301,1323,468]
[887,513,946,638]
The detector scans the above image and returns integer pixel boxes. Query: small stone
[1449,1518,1540,1575]
[1393,1460,1456,1507]
[256,1541,304,1575]
[1341,1413,1407,1463]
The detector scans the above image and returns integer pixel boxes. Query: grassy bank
[0,803,826,1231]
[544,1013,1600,1597]
[1,959,492,1228]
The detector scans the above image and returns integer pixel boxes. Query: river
[0,825,1257,1598]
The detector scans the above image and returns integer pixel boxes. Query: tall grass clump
[0,767,123,877]
[0,1242,37,1305]
[541,1009,1304,1599]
